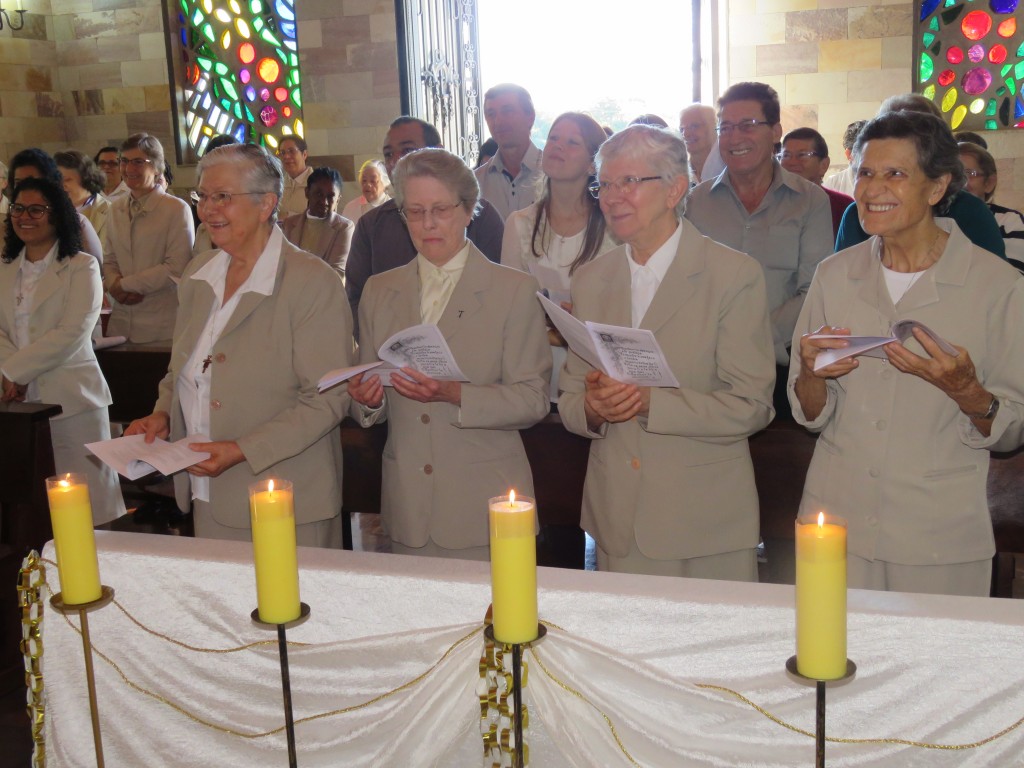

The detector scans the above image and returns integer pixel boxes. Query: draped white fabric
[41,532,1024,767]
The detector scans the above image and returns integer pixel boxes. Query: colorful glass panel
[177,0,304,154]
[918,0,1024,132]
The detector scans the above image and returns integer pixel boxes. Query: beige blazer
[788,221,1024,565]
[559,219,776,560]
[0,252,111,419]
[80,194,112,251]
[154,237,354,528]
[280,212,353,278]
[352,245,551,549]
[102,187,194,343]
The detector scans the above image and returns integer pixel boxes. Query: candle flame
[509,489,516,507]
[817,511,825,528]
[58,479,70,489]
[268,479,275,493]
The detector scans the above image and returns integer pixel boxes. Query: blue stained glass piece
[275,0,295,20]
[1016,98,1024,118]
[280,21,296,39]
[233,124,247,142]
[990,0,1018,12]
[921,0,941,20]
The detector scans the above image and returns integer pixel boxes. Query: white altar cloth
[39,531,1024,766]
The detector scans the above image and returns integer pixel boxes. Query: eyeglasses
[716,119,773,136]
[9,204,52,220]
[278,148,301,157]
[588,176,663,199]
[777,150,820,161]
[400,201,465,223]
[97,159,120,168]
[190,190,267,207]
[119,157,152,168]
[963,168,987,178]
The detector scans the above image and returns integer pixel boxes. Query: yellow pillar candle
[45,474,102,605]
[489,491,538,644]
[249,478,301,624]
[795,511,848,680]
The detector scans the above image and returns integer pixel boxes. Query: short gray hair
[121,133,165,167]
[596,124,689,216]
[198,144,284,220]
[359,158,389,186]
[390,148,479,216]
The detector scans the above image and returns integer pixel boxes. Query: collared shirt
[823,166,855,197]
[178,226,283,501]
[474,143,543,221]
[281,166,313,221]
[417,241,470,324]
[627,221,682,328]
[684,161,833,363]
[128,189,154,221]
[6,243,58,402]
[106,181,130,204]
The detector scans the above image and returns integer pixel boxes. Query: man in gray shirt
[474,83,543,221]
[684,82,833,413]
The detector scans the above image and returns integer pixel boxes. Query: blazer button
[210,399,222,410]
[630,457,640,470]
[420,413,430,424]
[214,353,226,363]
[423,464,433,475]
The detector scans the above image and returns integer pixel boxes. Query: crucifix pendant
[201,355,213,373]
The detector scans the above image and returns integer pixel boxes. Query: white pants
[50,406,126,526]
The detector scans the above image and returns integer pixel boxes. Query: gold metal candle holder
[484,623,547,768]
[50,586,116,768]
[785,655,857,768]
[252,602,311,768]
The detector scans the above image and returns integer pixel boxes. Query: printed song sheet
[86,434,211,480]
[811,320,957,371]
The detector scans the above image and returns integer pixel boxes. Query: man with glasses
[277,136,313,220]
[94,146,130,203]
[778,127,853,237]
[345,116,504,325]
[684,81,832,418]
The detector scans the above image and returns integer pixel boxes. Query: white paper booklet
[376,324,469,383]
[93,335,127,351]
[85,434,212,480]
[528,262,572,306]
[317,361,386,393]
[811,320,958,371]
[537,293,680,388]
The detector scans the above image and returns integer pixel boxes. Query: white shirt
[178,227,283,501]
[417,242,470,324]
[341,194,389,224]
[6,243,58,402]
[474,143,543,221]
[824,166,856,197]
[106,180,130,204]
[882,264,927,306]
[281,167,313,221]
[627,222,682,328]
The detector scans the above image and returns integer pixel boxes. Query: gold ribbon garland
[18,551,47,768]
[478,627,530,767]
[27,557,1024,760]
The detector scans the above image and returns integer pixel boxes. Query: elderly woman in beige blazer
[791,111,1024,596]
[559,125,776,580]
[102,133,194,343]
[126,145,353,544]
[279,167,353,278]
[348,148,551,560]
[0,178,125,524]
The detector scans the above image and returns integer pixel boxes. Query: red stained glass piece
[968,44,985,63]
[990,44,1008,64]
[939,69,957,86]
[998,18,1016,37]
[260,105,278,128]
[274,87,288,101]
[187,64,200,85]
[238,42,256,65]
[962,10,992,40]
[947,46,964,64]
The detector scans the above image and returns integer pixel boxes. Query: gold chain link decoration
[18,551,46,768]
[478,625,529,767]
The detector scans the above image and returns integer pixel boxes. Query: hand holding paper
[810,320,957,371]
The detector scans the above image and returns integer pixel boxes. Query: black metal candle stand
[785,655,857,768]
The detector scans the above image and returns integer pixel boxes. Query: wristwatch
[969,396,1000,420]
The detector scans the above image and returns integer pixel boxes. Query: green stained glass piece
[985,119,998,129]
[929,16,939,30]
[290,53,298,67]
[214,62,229,76]
[201,22,214,42]
[1003,64,1013,77]
[920,52,934,82]
[997,86,1007,96]
[291,89,301,108]
[221,79,238,100]
[244,105,255,122]
[250,0,263,13]
[220,98,232,112]
[290,70,300,86]
[253,17,264,32]
[930,41,941,55]
[260,28,281,46]
[233,102,243,119]
[943,0,954,5]
[987,98,998,115]
[941,4,964,23]
[1017,61,1024,81]
[1007,78,1017,95]
[197,56,212,72]
[179,0,188,11]
[923,32,935,46]
[192,8,204,24]
[1018,41,1024,57]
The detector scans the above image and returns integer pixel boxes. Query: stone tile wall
[725,0,1024,211]
[1,0,400,206]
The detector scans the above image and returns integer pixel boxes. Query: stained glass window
[176,0,304,155]
[915,0,1024,130]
